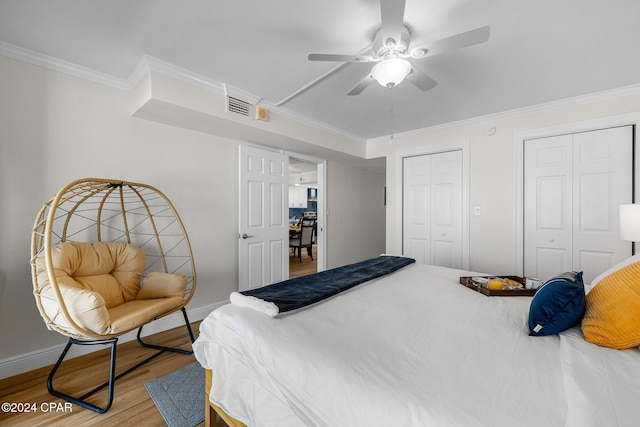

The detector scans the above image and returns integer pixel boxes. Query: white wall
[369,87,640,275]
[0,54,385,377]
[326,162,386,267]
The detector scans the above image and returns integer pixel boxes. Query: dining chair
[289,218,316,263]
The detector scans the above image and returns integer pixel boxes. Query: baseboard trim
[0,301,226,380]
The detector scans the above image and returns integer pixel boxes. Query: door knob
[548,238,555,243]
[241,233,254,239]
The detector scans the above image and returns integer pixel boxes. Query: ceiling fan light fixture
[372,57,412,88]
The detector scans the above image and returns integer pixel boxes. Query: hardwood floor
[289,244,317,278]
[0,322,203,427]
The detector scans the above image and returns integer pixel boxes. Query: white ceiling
[2,0,640,141]
[289,159,318,174]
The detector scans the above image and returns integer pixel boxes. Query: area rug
[145,362,205,427]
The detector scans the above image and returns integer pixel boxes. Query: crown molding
[259,99,365,142]
[0,41,365,144]
[0,41,132,90]
[4,40,640,147]
[138,54,224,94]
[367,82,640,145]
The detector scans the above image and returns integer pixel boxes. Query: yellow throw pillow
[136,272,187,300]
[581,260,640,349]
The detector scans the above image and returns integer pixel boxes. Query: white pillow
[586,252,640,295]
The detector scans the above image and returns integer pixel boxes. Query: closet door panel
[403,156,431,265]
[524,135,573,279]
[431,151,462,268]
[535,247,569,280]
[572,126,632,283]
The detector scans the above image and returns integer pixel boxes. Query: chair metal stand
[47,308,195,413]
[137,308,195,354]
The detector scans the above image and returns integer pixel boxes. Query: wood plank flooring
[289,244,317,278]
[0,322,203,427]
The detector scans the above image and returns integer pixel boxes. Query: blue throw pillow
[528,271,586,336]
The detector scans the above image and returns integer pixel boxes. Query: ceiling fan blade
[347,74,375,96]
[410,26,490,58]
[308,53,374,63]
[406,67,438,91]
[380,0,406,50]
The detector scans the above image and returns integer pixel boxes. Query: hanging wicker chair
[30,178,197,413]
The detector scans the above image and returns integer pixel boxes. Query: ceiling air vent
[226,96,253,118]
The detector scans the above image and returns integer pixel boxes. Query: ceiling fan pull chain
[389,87,395,144]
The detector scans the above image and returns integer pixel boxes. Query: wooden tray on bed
[459,276,537,297]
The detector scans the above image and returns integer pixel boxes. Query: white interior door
[403,150,463,268]
[239,145,288,290]
[524,126,633,283]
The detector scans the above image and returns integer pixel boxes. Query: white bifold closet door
[403,150,463,268]
[524,126,633,284]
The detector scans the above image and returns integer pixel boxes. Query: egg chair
[30,178,197,413]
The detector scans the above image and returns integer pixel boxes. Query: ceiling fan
[308,0,490,96]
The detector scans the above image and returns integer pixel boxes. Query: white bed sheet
[194,263,640,427]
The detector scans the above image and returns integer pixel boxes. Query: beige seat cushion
[108,298,185,334]
[40,284,185,338]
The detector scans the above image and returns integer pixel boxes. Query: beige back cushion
[50,241,146,307]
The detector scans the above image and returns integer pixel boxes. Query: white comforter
[193,263,640,427]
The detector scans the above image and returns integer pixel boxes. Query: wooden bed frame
[204,369,247,427]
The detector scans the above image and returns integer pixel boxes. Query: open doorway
[288,157,325,278]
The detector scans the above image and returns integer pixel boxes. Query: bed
[193,256,640,427]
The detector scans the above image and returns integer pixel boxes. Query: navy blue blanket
[230,256,415,316]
